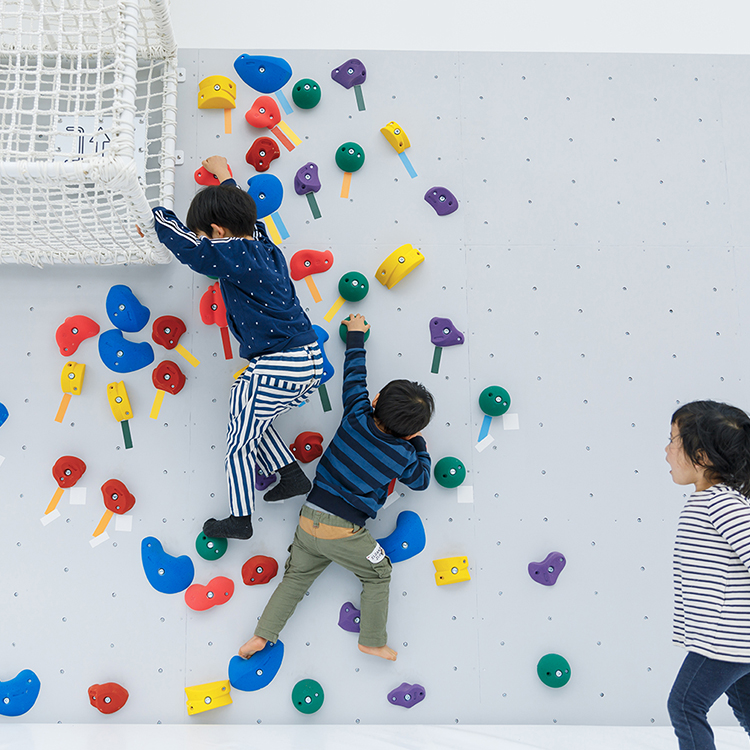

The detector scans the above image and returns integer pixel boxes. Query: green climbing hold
[479,385,511,417]
[537,653,571,688]
[339,316,370,343]
[292,678,324,714]
[195,531,228,561]
[335,142,365,173]
[338,272,369,302]
[292,78,321,109]
[434,457,466,488]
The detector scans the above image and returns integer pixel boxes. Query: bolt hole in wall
[1,44,749,730]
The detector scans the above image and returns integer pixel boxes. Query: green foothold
[335,142,365,173]
[338,271,369,302]
[292,679,324,714]
[292,78,321,109]
[339,317,370,343]
[479,385,511,417]
[537,654,571,688]
[434,456,466,488]
[195,531,228,561]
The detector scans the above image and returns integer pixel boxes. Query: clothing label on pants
[367,543,386,564]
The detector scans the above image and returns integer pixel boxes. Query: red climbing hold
[152,360,186,396]
[289,249,334,281]
[245,136,280,172]
[53,456,86,488]
[289,431,323,463]
[55,315,100,356]
[185,576,235,611]
[241,555,278,586]
[88,682,129,714]
[101,479,136,515]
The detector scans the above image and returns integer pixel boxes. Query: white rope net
[0,0,177,265]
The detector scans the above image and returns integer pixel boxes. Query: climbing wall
[2,49,750,726]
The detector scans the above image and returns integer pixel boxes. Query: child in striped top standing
[239,313,433,661]
[666,400,750,749]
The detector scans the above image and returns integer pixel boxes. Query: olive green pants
[254,506,393,647]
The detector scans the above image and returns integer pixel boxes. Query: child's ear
[210,223,228,239]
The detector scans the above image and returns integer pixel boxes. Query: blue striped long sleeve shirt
[673,483,750,662]
[308,330,431,526]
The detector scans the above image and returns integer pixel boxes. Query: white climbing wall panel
[2,48,750,727]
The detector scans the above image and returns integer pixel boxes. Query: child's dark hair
[672,400,750,496]
[373,379,435,439]
[186,184,257,238]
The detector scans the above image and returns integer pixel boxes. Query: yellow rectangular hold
[433,556,471,586]
[185,679,232,715]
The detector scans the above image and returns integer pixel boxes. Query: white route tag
[367,543,386,564]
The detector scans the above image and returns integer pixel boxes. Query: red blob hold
[245,136,280,172]
[89,682,129,714]
[199,282,228,327]
[289,431,323,463]
[194,164,233,186]
[52,456,86,489]
[101,479,135,515]
[289,249,334,281]
[184,576,235,611]
[242,555,279,586]
[152,360,186,395]
[55,315,100,356]
[245,96,281,129]
[152,315,186,350]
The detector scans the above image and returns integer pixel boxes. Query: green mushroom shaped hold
[537,653,571,688]
[292,78,321,109]
[195,532,228,561]
[335,142,365,173]
[339,315,370,343]
[292,679,324,714]
[338,271,369,302]
[434,457,466,488]
[479,385,511,417]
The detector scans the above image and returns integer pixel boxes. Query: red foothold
[55,315,100,356]
[194,164,233,186]
[88,682,129,714]
[185,576,235,611]
[241,555,279,586]
[152,360,186,396]
[245,96,281,129]
[245,136,281,172]
[152,315,187,350]
[289,431,323,463]
[101,479,136,515]
[199,283,228,327]
[53,456,86,489]
[289,249,334,281]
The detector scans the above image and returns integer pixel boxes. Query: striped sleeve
[341,331,369,416]
[709,492,750,572]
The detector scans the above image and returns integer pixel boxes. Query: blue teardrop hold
[229,640,285,691]
[377,511,426,563]
[247,174,284,219]
[0,669,41,717]
[141,536,195,594]
[98,329,155,373]
[234,54,292,94]
[0,402,8,428]
[106,285,150,332]
[312,325,334,384]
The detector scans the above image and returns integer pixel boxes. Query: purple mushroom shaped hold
[338,601,361,633]
[430,317,464,347]
[388,682,426,709]
[294,162,321,195]
[255,466,276,491]
[425,186,459,216]
[528,551,567,586]
[331,58,366,89]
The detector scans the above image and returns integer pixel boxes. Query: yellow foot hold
[380,121,410,154]
[433,556,471,586]
[106,381,133,422]
[185,679,232,715]
[375,244,424,289]
[198,75,237,109]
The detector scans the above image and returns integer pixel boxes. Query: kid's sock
[203,514,254,540]
[264,461,311,502]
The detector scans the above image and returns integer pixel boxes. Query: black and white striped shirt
[674,483,750,662]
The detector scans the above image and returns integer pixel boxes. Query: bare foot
[239,635,267,659]
[358,643,398,661]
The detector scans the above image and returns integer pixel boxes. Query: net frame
[0,0,177,265]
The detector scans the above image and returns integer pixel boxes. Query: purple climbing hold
[338,601,361,633]
[528,551,567,586]
[424,186,459,216]
[255,467,276,491]
[388,682,426,708]
[429,317,464,347]
[331,58,366,89]
[294,162,321,195]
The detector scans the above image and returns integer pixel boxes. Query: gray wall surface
[2,49,750,726]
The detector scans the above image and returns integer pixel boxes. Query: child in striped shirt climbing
[239,313,434,661]
[666,400,750,750]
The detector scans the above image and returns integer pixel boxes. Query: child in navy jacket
[152,156,323,539]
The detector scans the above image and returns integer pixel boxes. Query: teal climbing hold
[537,653,571,688]
[292,679,324,714]
[195,532,228,561]
[434,457,466,488]
[228,640,284,691]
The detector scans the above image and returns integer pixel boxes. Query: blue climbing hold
[141,536,195,594]
[247,174,284,219]
[0,669,41,717]
[98,329,155,373]
[234,54,292,94]
[0,402,8,428]
[377,511,426,563]
[105,285,150,332]
[228,640,284,691]
[312,325,334,384]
